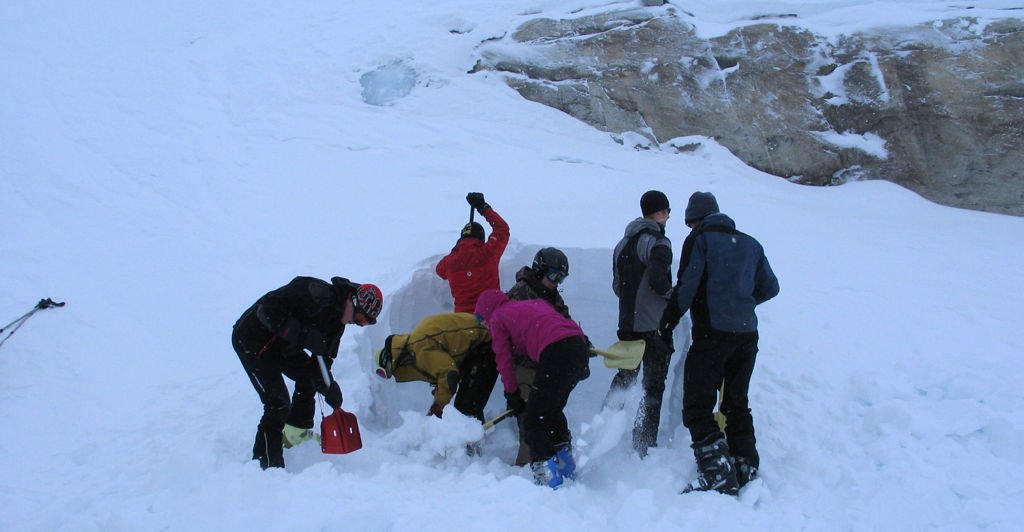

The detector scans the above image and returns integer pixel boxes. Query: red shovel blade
[321,408,363,454]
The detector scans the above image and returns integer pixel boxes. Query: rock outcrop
[473,7,1024,215]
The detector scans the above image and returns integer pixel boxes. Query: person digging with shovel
[232,276,382,469]
[474,289,590,489]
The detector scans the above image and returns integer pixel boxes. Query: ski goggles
[375,346,393,379]
[544,269,568,284]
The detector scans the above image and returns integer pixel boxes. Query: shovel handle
[483,408,516,430]
[315,355,331,386]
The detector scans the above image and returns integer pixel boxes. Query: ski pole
[483,408,516,430]
[0,298,65,350]
[469,204,475,224]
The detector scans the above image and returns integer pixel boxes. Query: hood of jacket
[623,216,665,239]
[695,212,736,232]
[474,289,508,321]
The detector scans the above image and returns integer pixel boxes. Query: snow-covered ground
[2,1,1022,530]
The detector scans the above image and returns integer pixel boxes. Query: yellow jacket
[384,313,491,407]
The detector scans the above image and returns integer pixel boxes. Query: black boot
[681,434,739,495]
[733,455,759,488]
[252,425,285,470]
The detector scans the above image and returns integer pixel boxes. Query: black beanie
[461,222,485,240]
[640,190,670,217]
[684,191,720,224]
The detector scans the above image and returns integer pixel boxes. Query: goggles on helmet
[544,269,568,284]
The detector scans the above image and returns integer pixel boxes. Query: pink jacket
[474,289,585,394]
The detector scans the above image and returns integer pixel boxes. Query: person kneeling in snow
[232,276,382,469]
[474,289,590,489]
[374,312,498,421]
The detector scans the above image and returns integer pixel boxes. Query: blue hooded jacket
[675,213,779,335]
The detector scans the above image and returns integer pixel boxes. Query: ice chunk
[360,63,417,106]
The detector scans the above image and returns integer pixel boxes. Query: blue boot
[531,460,564,489]
[552,447,577,480]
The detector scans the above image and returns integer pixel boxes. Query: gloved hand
[466,192,490,213]
[657,323,675,353]
[322,381,344,410]
[504,390,526,416]
[282,424,321,448]
[427,403,444,418]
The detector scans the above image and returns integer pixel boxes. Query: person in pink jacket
[473,289,590,489]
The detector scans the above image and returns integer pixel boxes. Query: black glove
[466,192,490,213]
[323,381,344,410]
[504,391,526,415]
[657,325,675,353]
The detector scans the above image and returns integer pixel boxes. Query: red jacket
[436,207,510,312]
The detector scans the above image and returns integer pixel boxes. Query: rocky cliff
[473,6,1024,215]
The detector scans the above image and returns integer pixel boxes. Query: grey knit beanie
[684,192,720,224]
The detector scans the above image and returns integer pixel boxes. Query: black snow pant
[607,330,673,455]
[523,336,590,463]
[233,325,321,469]
[682,330,759,467]
[452,342,499,421]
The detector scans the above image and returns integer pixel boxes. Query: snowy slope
[2,1,1023,530]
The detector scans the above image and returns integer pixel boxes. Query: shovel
[591,339,646,370]
[321,408,363,454]
[314,354,363,454]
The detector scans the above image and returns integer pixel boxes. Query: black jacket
[613,217,673,333]
[234,276,357,362]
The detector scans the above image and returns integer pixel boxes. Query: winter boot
[551,447,577,480]
[531,459,564,489]
[252,426,285,469]
[681,434,739,495]
[733,456,759,488]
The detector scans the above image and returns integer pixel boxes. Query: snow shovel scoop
[591,339,645,370]
[315,354,363,454]
[321,409,363,454]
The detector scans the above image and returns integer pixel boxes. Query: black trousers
[607,330,673,453]
[523,336,590,462]
[452,342,499,421]
[233,325,321,469]
[682,330,759,465]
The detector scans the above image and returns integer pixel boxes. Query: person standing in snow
[607,190,675,457]
[663,192,779,495]
[436,193,510,313]
[232,276,383,469]
[474,289,590,489]
[374,312,497,421]
[506,247,576,466]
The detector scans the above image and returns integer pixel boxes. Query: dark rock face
[474,9,1024,215]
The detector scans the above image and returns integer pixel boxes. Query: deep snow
[2,1,1023,530]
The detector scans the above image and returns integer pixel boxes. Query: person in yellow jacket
[375,312,498,420]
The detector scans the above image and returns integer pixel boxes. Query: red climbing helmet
[352,283,383,326]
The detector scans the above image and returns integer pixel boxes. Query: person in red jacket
[435,193,510,313]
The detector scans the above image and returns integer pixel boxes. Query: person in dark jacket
[374,312,497,421]
[475,289,589,489]
[232,276,383,469]
[436,192,510,313]
[664,192,779,495]
[607,190,674,457]
[506,247,573,465]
